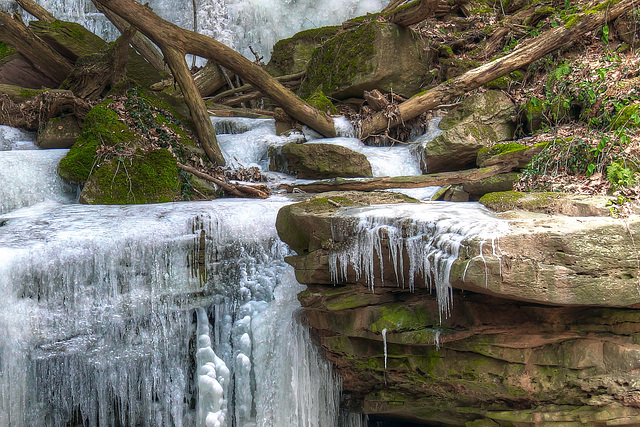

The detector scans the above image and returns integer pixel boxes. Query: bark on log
[193,62,229,97]
[0,89,92,130]
[364,89,389,111]
[91,0,168,74]
[94,0,337,139]
[0,11,72,84]
[279,164,515,193]
[360,0,637,139]
[177,162,269,199]
[164,48,226,166]
[16,0,55,22]
[483,2,554,58]
[385,0,440,26]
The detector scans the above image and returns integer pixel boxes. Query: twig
[177,162,269,199]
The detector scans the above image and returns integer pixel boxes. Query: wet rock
[269,142,373,179]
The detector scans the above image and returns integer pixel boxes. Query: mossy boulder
[79,149,180,204]
[298,21,432,100]
[58,101,135,185]
[269,142,373,179]
[36,115,81,149]
[478,190,613,216]
[58,93,189,205]
[265,26,341,77]
[414,91,516,173]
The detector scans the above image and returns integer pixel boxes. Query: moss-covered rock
[79,149,180,204]
[478,190,614,216]
[265,26,341,77]
[58,101,135,185]
[269,142,373,179]
[298,21,432,100]
[461,172,520,200]
[305,88,337,114]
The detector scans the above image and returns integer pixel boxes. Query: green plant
[606,159,636,188]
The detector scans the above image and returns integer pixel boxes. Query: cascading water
[3,0,388,61]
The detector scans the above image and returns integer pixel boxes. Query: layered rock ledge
[276,191,640,426]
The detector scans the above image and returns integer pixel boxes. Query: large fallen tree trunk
[384,0,440,26]
[95,0,336,167]
[16,0,55,22]
[279,163,515,193]
[0,11,72,84]
[360,0,637,139]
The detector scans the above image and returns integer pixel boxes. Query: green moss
[18,88,42,98]
[305,88,337,114]
[477,143,528,165]
[29,20,107,59]
[58,101,136,185]
[370,304,437,333]
[81,149,180,204]
[299,21,377,98]
[479,190,562,212]
[0,42,16,63]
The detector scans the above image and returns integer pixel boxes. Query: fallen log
[95,0,336,167]
[90,0,168,74]
[206,71,305,104]
[177,162,269,199]
[279,163,516,193]
[384,0,440,26]
[0,11,72,84]
[0,89,92,130]
[16,0,55,22]
[360,0,637,139]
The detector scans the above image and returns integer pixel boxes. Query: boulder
[265,26,341,77]
[79,149,180,204]
[298,21,432,100]
[36,115,81,149]
[476,142,546,169]
[58,91,193,205]
[269,142,373,179]
[414,90,516,173]
[276,191,640,424]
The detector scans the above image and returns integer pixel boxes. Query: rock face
[415,91,516,173]
[277,191,640,425]
[265,26,341,77]
[298,21,432,100]
[269,142,373,179]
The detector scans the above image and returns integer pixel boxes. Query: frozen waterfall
[0,157,341,426]
[3,0,389,61]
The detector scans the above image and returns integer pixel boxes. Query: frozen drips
[328,202,508,320]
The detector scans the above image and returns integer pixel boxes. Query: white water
[329,203,508,321]
[4,0,388,61]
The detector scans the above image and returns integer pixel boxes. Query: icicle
[381,328,388,371]
[329,203,508,320]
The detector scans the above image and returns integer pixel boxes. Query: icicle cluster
[329,203,508,320]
